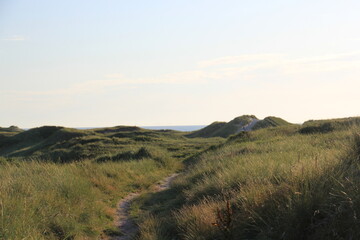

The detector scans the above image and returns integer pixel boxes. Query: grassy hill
[131,118,360,239]
[187,115,292,138]
[299,116,360,134]
[0,125,222,239]
[0,125,222,162]
[185,121,227,138]
[2,116,360,239]
[252,116,293,130]
[0,125,23,137]
[0,125,23,133]
[187,115,257,138]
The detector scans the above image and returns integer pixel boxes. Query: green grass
[132,123,360,239]
[3,117,360,239]
[252,116,293,130]
[0,155,181,239]
[0,126,23,133]
[187,115,292,138]
[0,125,221,162]
[0,126,221,239]
[187,115,256,138]
[186,122,227,138]
[0,149,183,239]
[211,115,255,137]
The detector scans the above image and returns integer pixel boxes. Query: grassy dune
[0,126,221,239]
[187,115,292,138]
[2,118,360,239]
[0,153,181,239]
[133,121,360,239]
[186,115,256,138]
[0,126,219,162]
[252,116,293,130]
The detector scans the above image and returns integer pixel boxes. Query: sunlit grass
[0,154,179,239]
[134,126,360,239]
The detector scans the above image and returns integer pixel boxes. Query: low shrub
[299,123,334,134]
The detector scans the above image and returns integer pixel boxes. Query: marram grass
[133,127,360,240]
[0,155,180,239]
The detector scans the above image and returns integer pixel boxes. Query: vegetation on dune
[187,115,257,138]
[299,117,360,134]
[187,115,293,138]
[0,126,23,138]
[0,126,91,160]
[0,156,179,239]
[214,115,256,137]
[0,125,221,239]
[0,125,220,163]
[3,116,360,239]
[0,125,23,133]
[252,116,293,130]
[132,120,360,240]
[186,122,227,138]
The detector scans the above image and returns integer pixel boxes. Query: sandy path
[236,118,259,133]
[112,173,179,240]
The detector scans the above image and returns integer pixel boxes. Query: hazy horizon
[7,114,353,130]
[1,113,359,129]
[1,1,360,128]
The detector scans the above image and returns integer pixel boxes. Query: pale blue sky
[1,0,360,127]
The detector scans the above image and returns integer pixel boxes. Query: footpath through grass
[0,157,180,239]
[2,118,360,239]
[132,124,360,239]
[0,128,221,239]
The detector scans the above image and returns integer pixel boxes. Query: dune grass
[186,115,256,138]
[0,125,221,239]
[0,126,222,163]
[252,116,293,130]
[133,125,360,239]
[0,154,181,239]
[3,119,360,239]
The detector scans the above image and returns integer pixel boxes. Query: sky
[1,0,360,128]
